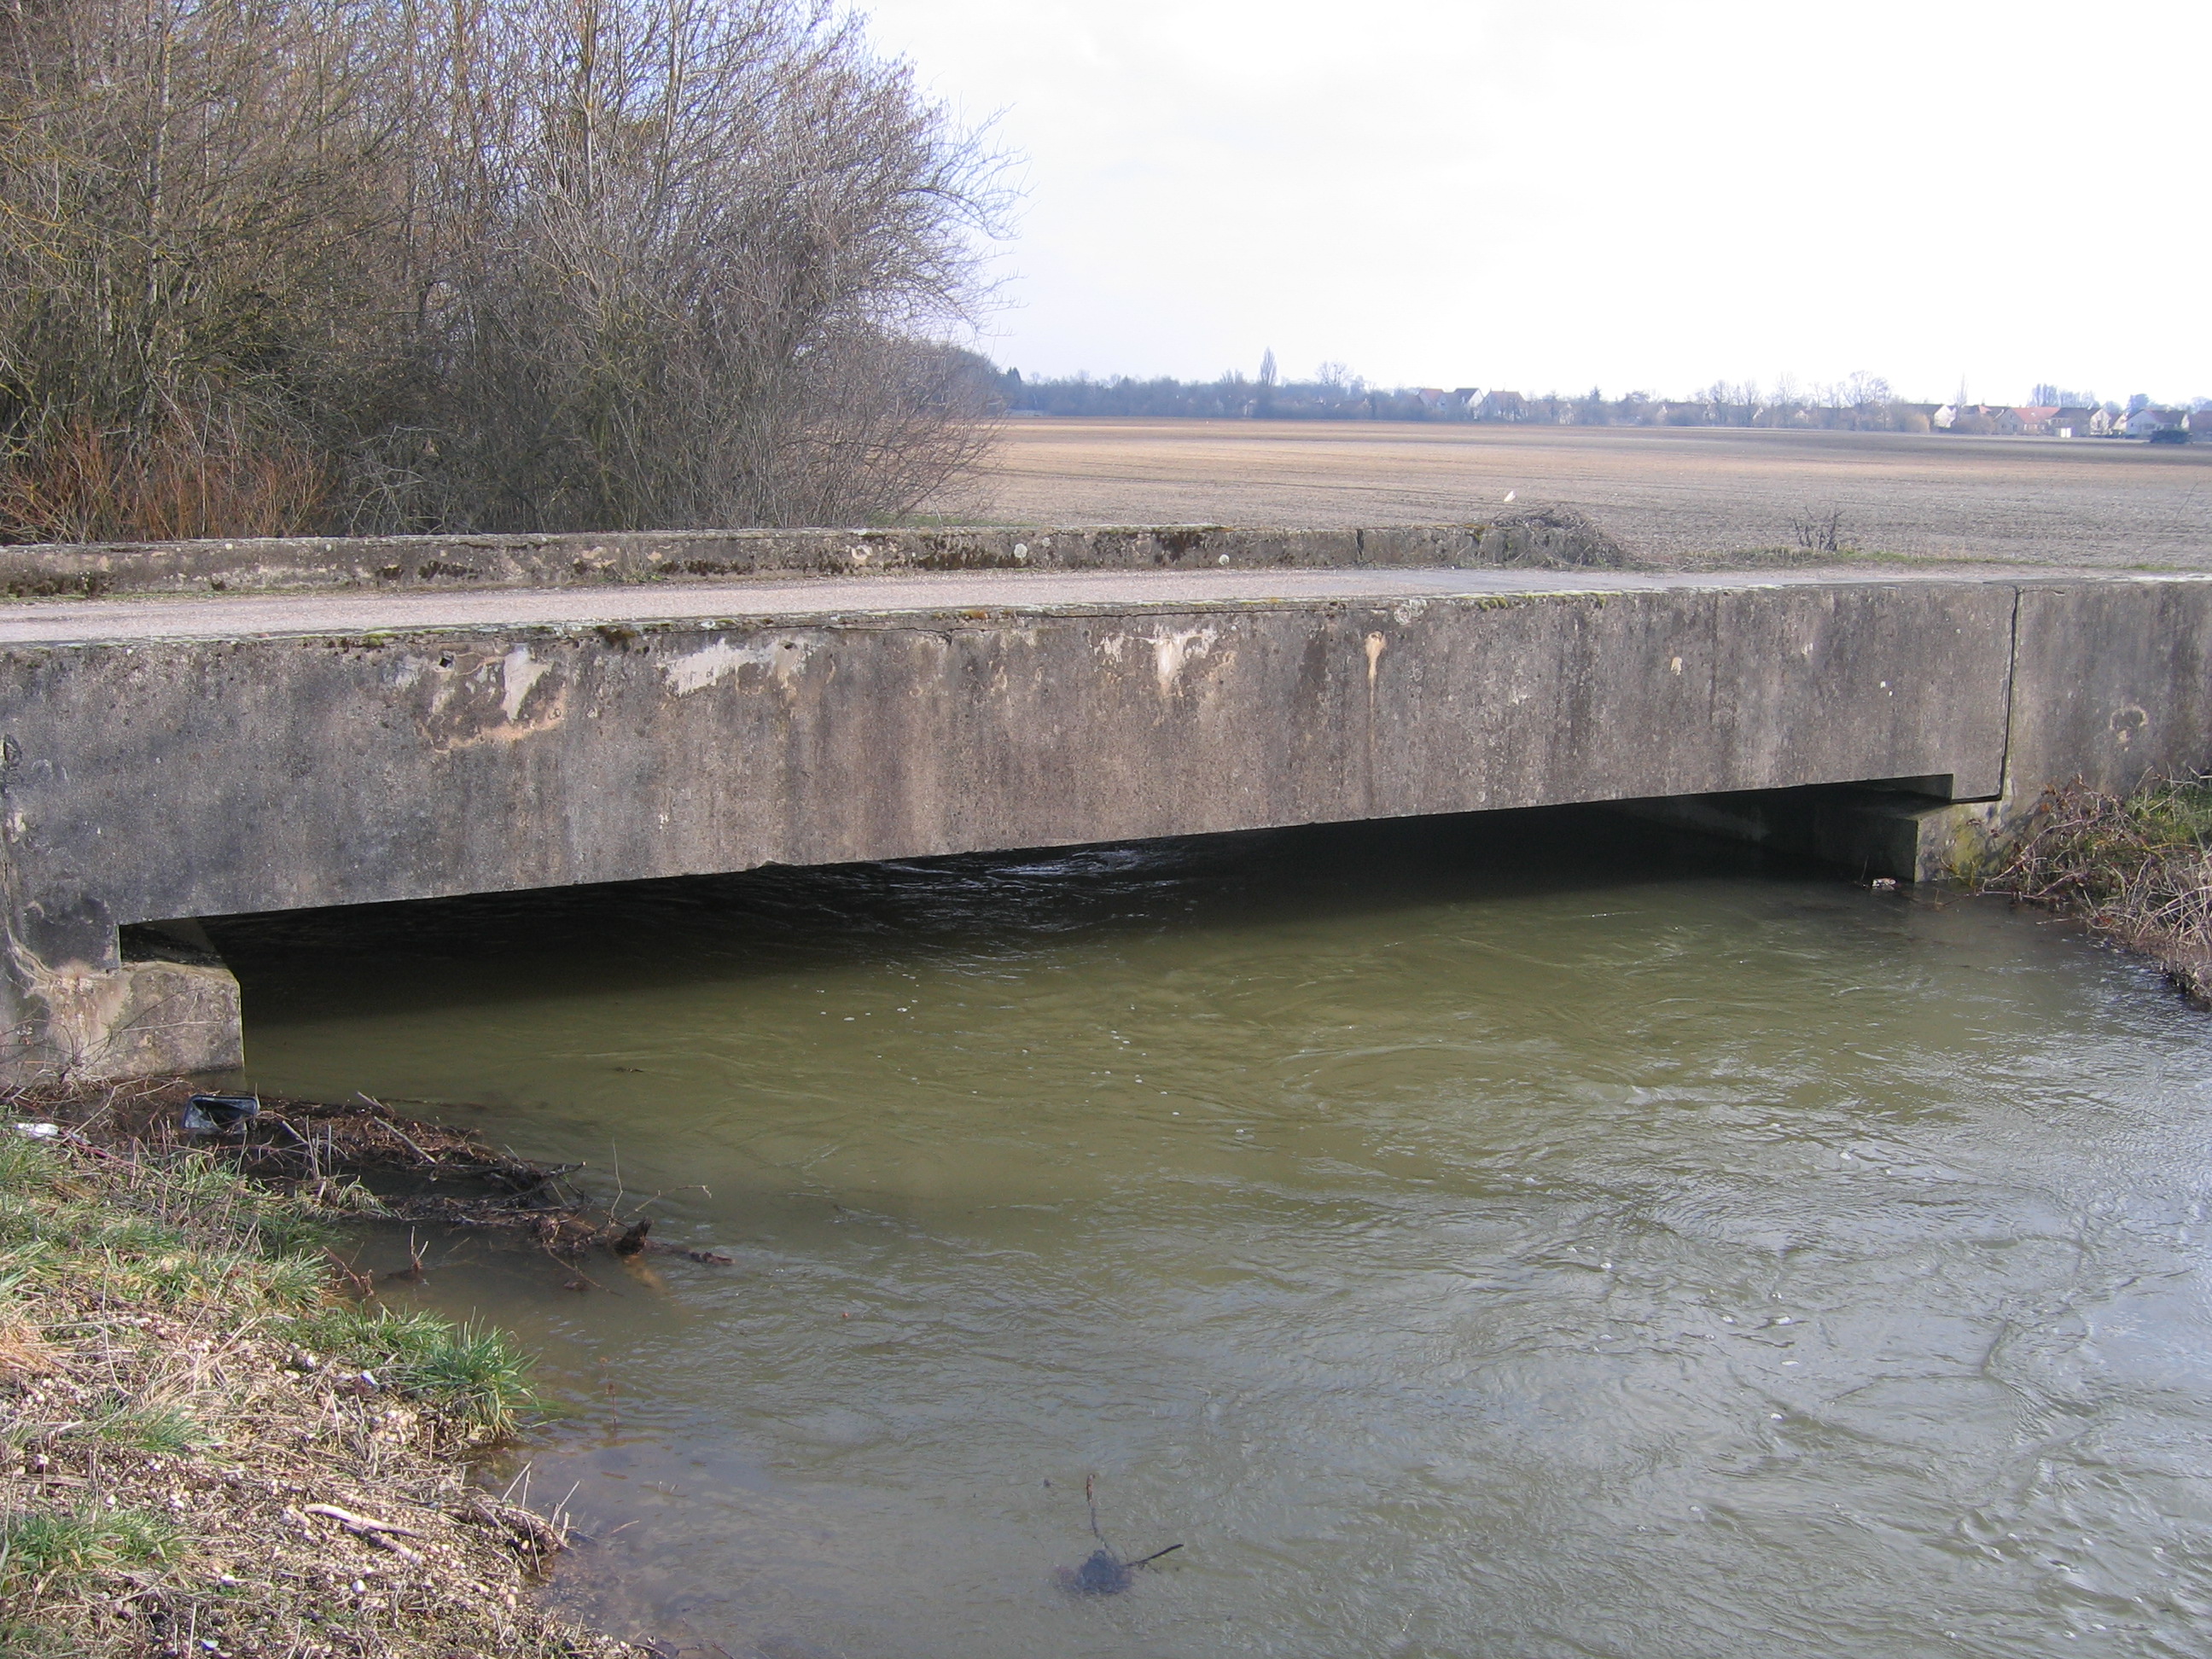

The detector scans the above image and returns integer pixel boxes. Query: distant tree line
[0,0,1005,543]
[998,363,1445,422]
[1001,364,2209,433]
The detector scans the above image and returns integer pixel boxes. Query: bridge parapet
[0,552,2203,1081]
[0,517,1623,601]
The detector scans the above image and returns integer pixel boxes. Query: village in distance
[994,355,2209,443]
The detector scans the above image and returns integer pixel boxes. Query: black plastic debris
[1054,1476,1181,1596]
[183,1093,259,1134]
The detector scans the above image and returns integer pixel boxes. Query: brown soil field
[954,418,2212,569]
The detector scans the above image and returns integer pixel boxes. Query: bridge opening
[154,781,1965,1080]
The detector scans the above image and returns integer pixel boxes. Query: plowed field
[958,418,2212,568]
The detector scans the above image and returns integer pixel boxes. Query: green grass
[0,1137,336,1312]
[81,1403,207,1453]
[300,1303,538,1439]
[2117,776,2212,850]
[0,1126,538,1441]
[0,1508,179,1592]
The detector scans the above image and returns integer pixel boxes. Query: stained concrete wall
[2006,579,2212,800]
[0,582,2013,933]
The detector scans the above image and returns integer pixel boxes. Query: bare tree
[0,0,1007,540]
[392,0,1007,531]
[0,0,417,538]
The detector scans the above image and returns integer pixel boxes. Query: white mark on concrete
[1217,554,1231,566]
[1097,634,1127,663]
[661,637,789,695]
[500,647,553,722]
[1149,626,1219,695]
[1013,542,1029,562]
[1670,656,1684,674]
[1365,632,1387,686]
[849,547,870,565]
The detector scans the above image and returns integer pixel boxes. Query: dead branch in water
[7,1078,736,1267]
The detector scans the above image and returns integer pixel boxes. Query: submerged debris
[182,1090,259,1132]
[15,1078,736,1276]
[1054,1475,1182,1597]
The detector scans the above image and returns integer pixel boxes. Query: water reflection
[210,809,2212,1658]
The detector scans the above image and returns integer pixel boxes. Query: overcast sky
[858,1,2209,405]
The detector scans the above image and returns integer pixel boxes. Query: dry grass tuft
[0,1312,58,1380]
[0,417,328,546]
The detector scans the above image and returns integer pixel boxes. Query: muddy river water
[209,810,2212,1658]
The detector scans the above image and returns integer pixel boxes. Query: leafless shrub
[0,0,410,540]
[0,0,1007,540]
[1976,774,2212,1003]
[389,0,1008,532]
[1790,507,1848,554]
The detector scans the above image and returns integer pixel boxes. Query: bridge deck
[0,561,2128,646]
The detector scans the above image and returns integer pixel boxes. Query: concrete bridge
[0,524,2204,1082]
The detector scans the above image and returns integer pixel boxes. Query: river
[207,807,2212,1658]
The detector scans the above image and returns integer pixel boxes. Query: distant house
[1999,405,2059,436]
[2051,405,2109,438]
[2125,406,2189,438]
[2189,409,2212,437]
[1932,404,1958,429]
[1946,400,2017,431]
[1471,390,1528,422]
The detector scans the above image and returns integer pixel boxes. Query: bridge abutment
[0,870,242,1084]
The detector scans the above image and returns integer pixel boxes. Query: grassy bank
[0,1103,633,1657]
[1977,772,2212,1001]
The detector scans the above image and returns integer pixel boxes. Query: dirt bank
[0,1081,649,1658]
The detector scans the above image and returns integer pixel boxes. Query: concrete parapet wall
[0,519,1621,600]
[2006,579,2212,799]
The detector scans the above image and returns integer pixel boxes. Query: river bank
[0,1080,641,1658]
[1977,771,2212,1003]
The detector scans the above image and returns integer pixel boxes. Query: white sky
[857,0,2210,405]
